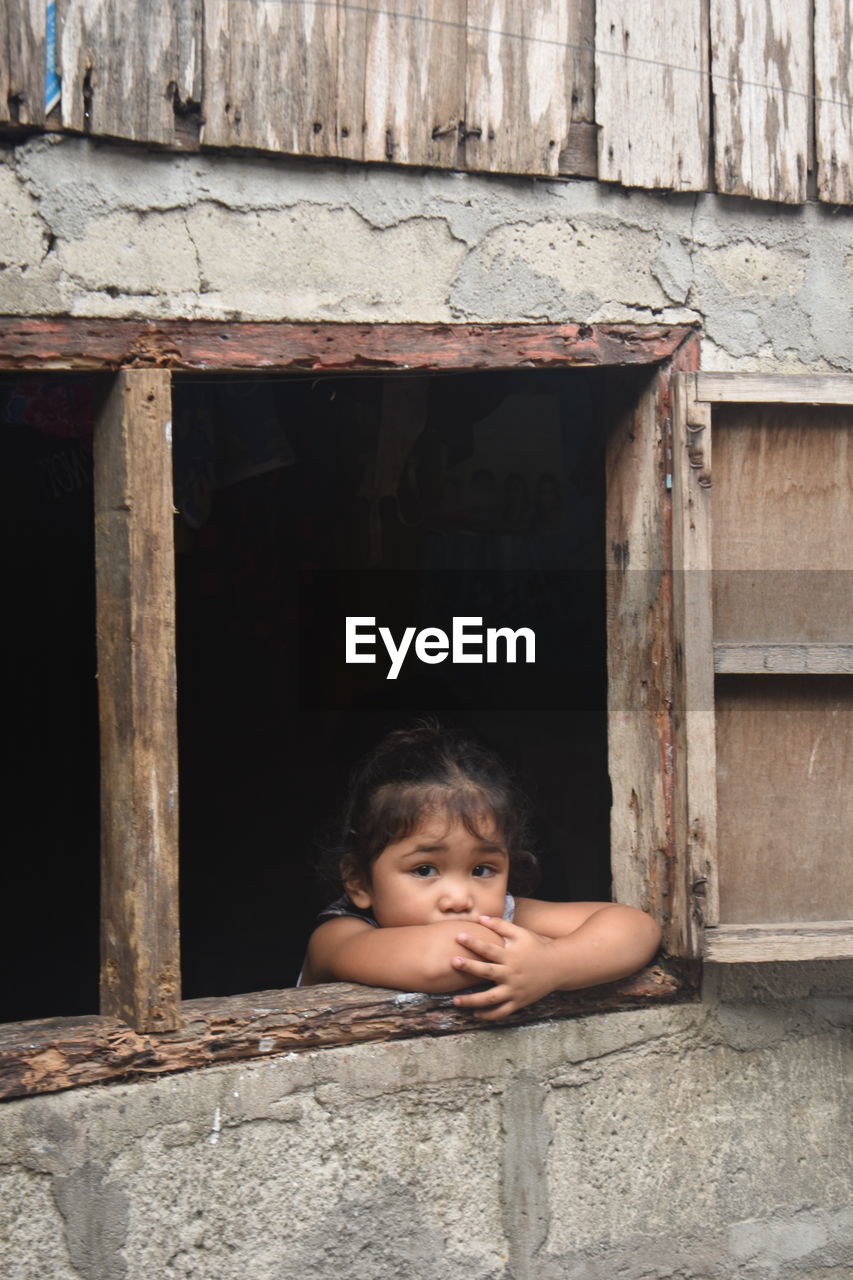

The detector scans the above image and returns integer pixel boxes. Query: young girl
[301,722,661,1019]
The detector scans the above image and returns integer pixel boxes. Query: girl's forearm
[330,920,500,992]
[542,905,661,991]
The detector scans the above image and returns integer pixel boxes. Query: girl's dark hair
[322,720,539,896]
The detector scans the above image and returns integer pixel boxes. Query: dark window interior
[172,369,610,997]
[3,366,612,1020]
[2,375,102,1022]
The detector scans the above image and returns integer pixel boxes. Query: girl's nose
[439,881,474,913]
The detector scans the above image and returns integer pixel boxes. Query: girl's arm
[302,915,505,993]
[449,899,662,1020]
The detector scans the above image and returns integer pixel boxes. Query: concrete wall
[3,135,853,372]
[2,965,852,1280]
[3,135,853,1278]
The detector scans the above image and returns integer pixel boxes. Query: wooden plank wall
[60,0,202,143]
[2,0,46,126]
[2,1,853,198]
[595,0,710,191]
[710,0,811,203]
[815,0,853,203]
[202,0,594,175]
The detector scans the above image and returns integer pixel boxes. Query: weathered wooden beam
[671,365,718,958]
[705,922,853,963]
[94,370,181,1032]
[695,371,853,405]
[0,960,698,1100]
[0,319,698,373]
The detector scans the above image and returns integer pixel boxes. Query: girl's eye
[472,864,497,878]
[412,864,437,878]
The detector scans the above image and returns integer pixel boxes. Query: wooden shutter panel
[673,372,853,962]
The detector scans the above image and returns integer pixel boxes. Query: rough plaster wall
[3,135,853,371]
[1,965,852,1280]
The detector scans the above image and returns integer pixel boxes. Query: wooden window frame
[673,371,853,964]
[0,318,702,1099]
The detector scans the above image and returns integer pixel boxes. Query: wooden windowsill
[0,958,697,1101]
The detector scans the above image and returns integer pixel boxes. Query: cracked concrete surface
[1,967,851,1279]
[3,135,853,368]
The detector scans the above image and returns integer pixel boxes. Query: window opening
[171,367,611,998]
[1,373,106,1021]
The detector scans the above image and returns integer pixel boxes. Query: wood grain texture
[333,0,370,161]
[711,0,810,202]
[200,0,592,174]
[0,318,695,373]
[605,373,671,927]
[714,643,853,674]
[595,0,710,191]
[0,960,698,1100]
[696,371,853,405]
[815,0,853,203]
[94,370,181,1032]
[705,921,853,962]
[362,0,466,167]
[2,0,46,126]
[711,403,853,645]
[716,677,853,923]
[202,0,338,154]
[464,0,588,176]
[61,0,202,143]
[672,372,718,953]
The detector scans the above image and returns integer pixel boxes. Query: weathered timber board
[362,0,466,168]
[714,643,853,675]
[334,0,370,161]
[0,319,696,372]
[711,0,810,203]
[2,0,46,126]
[696,371,853,405]
[94,371,181,1031]
[705,921,853,962]
[61,0,202,144]
[0,961,698,1100]
[202,0,338,156]
[716,676,853,924]
[815,0,853,203]
[605,372,671,926]
[464,0,586,176]
[671,366,718,953]
[595,0,710,191]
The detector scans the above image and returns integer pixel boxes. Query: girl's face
[347,811,510,928]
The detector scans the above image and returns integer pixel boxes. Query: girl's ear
[340,855,372,909]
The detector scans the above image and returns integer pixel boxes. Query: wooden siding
[595,0,710,191]
[60,0,202,144]
[2,1,852,201]
[711,0,811,203]
[815,0,853,203]
[2,0,46,126]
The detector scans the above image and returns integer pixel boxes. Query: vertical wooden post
[94,369,181,1031]
[671,371,717,959]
